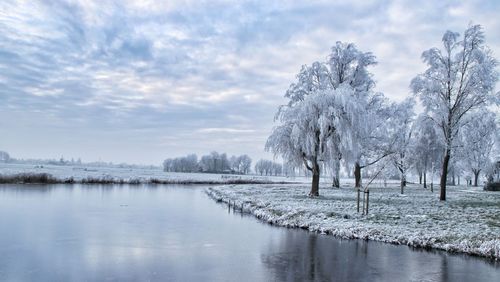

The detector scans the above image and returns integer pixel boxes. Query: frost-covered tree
[412,114,444,188]
[198,151,230,173]
[326,42,377,187]
[239,155,252,174]
[345,92,396,188]
[282,42,377,188]
[271,162,283,176]
[163,154,198,172]
[229,155,239,173]
[270,42,377,193]
[267,87,361,196]
[229,154,252,174]
[285,61,330,106]
[389,98,416,193]
[254,159,281,176]
[411,24,499,201]
[255,159,270,176]
[459,110,497,186]
[326,42,376,97]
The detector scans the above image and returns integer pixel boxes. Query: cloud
[0,0,499,164]
[197,128,256,134]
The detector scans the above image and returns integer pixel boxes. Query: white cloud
[0,0,499,164]
[197,128,256,134]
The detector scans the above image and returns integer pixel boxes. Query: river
[0,184,498,281]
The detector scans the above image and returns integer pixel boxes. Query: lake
[0,184,498,281]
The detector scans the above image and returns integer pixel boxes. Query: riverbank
[206,183,500,260]
[0,172,295,185]
[0,163,306,185]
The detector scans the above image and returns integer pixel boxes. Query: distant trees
[163,154,199,173]
[199,151,230,173]
[163,152,252,174]
[230,154,252,174]
[389,98,416,194]
[0,151,10,162]
[411,115,443,189]
[459,110,497,186]
[254,159,283,176]
[412,24,499,200]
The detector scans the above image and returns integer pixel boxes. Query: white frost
[206,183,500,259]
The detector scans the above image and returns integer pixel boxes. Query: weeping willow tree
[266,87,361,196]
[266,42,394,195]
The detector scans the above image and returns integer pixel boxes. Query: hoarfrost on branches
[411,24,499,200]
[458,110,497,186]
[267,42,385,195]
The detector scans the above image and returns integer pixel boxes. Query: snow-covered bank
[206,183,500,260]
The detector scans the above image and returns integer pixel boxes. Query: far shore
[0,172,296,185]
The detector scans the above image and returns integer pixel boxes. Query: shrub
[484,182,500,191]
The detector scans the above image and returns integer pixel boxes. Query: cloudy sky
[1,0,499,165]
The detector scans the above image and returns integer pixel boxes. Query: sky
[1,0,499,165]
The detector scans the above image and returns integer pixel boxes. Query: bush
[484,182,500,191]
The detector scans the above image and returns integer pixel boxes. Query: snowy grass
[206,183,500,260]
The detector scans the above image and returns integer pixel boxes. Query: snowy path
[206,183,500,260]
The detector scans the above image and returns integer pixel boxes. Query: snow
[206,182,500,259]
[0,163,312,184]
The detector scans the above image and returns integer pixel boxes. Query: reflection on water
[261,229,499,282]
[0,184,498,282]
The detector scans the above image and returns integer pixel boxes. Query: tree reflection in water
[260,229,499,282]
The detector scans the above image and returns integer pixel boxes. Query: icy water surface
[0,184,498,282]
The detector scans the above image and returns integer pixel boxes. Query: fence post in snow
[362,190,366,215]
[357,188,360,213]
[365,190,369,215]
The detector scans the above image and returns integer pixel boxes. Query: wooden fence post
[365,190,369,215]
[357,188,360,213]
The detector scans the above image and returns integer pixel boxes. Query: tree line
[254,159,283,176]
[163,152,252,174]
[266,24,499,200]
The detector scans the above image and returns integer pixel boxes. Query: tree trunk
[332,176,340,188]
[440,152,450,201]
[473,170,480,187]
[423,172,427,189]
[310,162,320,197]
[332,159,340,188]
[419,173,422,185]
[354,162,362,188]
[400,173,406,194]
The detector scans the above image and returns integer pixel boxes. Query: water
[0,184,498,282]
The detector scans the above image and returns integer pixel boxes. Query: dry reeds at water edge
[0,173,293,185]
